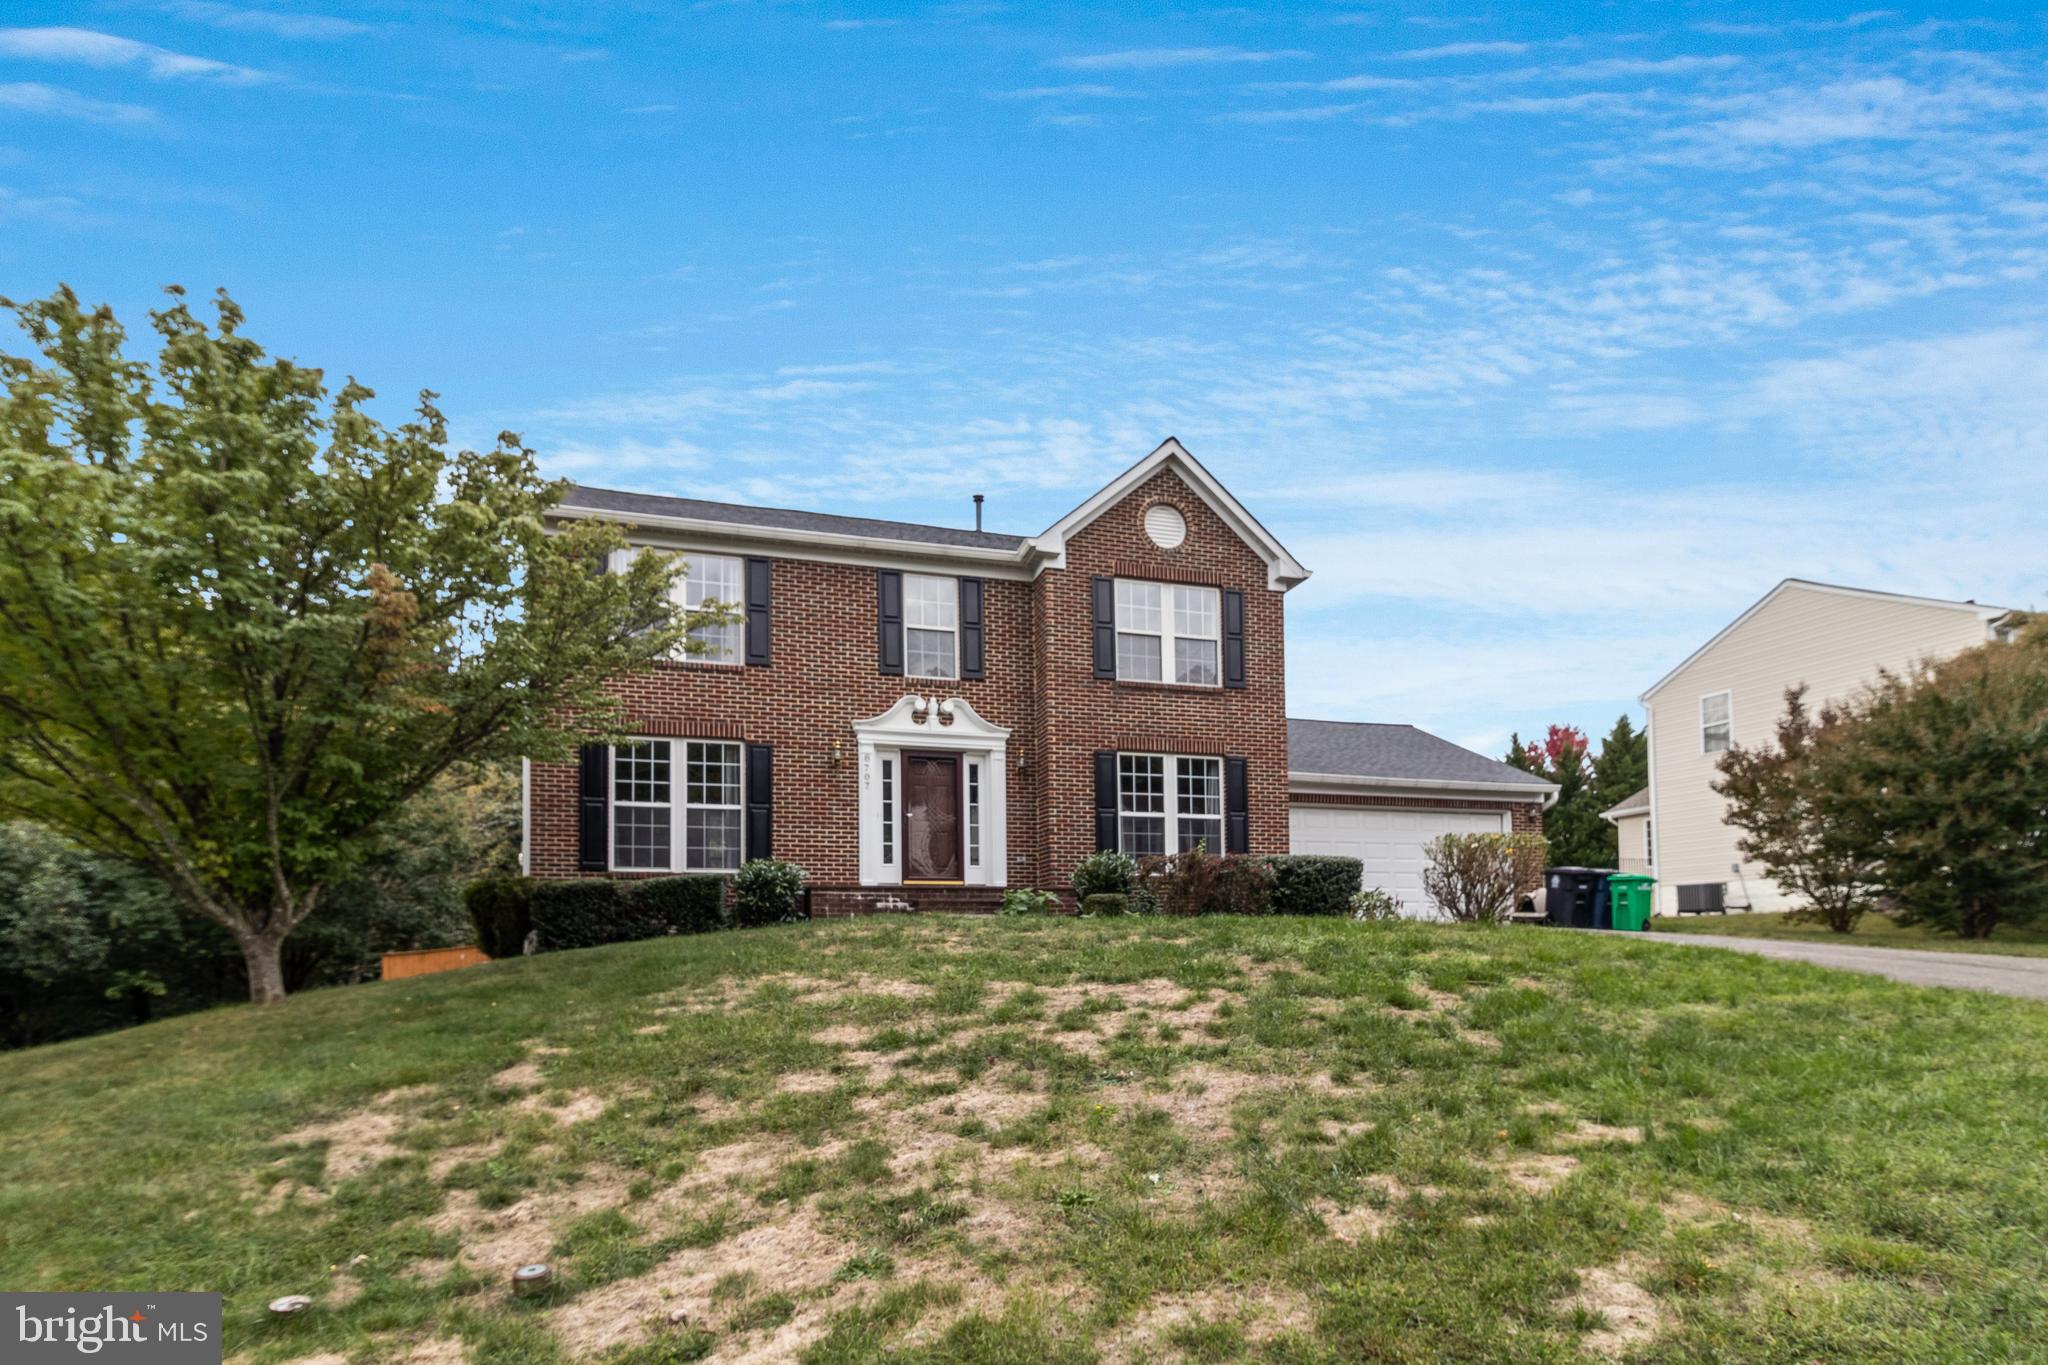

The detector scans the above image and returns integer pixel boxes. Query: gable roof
[1599,786,1649,821]
[1287,719,1556,800]
[559,485,1028,553]
[1035,438,1310,590]
[1640,578,2014,702]
[550,438,1311,589]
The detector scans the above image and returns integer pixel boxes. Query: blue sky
[4,3,2044,757]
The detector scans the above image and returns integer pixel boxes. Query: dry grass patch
[1313,1195,1393,1243]
[1558,1257,1665,1358]
[1499,1153,1579,1196]
[426,1170,635,1279]
[1555,1120,1645,1148]
[275,1108,406,1182]
[1099,1284,1313,1362]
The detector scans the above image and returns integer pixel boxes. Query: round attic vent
[1144,503,1187,549]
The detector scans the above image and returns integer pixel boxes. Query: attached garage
[1286,719,1556,920]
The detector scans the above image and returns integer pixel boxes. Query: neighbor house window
[903,573,958,679]
[1117,753,1224,855]
[1701,691,1732,754]
[1114,580,1220,685]
[613,741,673,870]
[681,554,744,665]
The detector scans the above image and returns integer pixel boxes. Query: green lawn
[3,915,2045,1363]
[1647,910,2048,958]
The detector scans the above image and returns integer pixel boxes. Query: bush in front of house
[528,878,626,951]
[1071,850,1139,901]
[630,874,731,935]
[1137,847,1274,917]
[1267,855,1364,917]
[464,875,533,957]
[733,859,809,928]
[1421,833,1548,924]
[999,888,1059,916]
[1080,893,1129,917]
[1349,887,1402,922]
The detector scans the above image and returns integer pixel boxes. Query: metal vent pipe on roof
[973,493,984,532]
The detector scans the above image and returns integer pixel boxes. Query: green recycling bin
[1606,875,1655,931]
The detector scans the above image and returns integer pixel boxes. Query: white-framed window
[610,739,743,871]
[1700,690,1732,754]
[879,757,896,867]
[1114,579,1220,686]
[966,760,982,870]
[680,553,744,665]
[903,573,958,680]
[1117,753,1225,855]
[612,741,673,870]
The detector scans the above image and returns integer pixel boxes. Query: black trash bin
[1545,867,1617,929]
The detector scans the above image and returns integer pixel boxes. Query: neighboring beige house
[1600,786,1651,874]
[1640,579,2017,916]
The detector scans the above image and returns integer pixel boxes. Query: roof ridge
[565,483,1021,540]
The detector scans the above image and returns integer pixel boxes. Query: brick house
[522,439,1552,917]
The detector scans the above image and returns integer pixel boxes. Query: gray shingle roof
[560,485,1028,552]
[1601,786,1650,817]
[1287,719,1554,788]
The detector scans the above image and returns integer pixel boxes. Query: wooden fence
[380,945,492,981]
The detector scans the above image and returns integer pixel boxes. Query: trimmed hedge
[733,859,808,928]
[1080,892,1129,917]
[528,875,730,951]
[1267,855,1363,917]
[464,875,532,958]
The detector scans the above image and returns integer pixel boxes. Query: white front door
[1288,805,1507,919]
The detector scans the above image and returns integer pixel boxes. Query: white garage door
[1288,806,1507,919]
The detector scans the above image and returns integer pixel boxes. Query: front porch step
[808,885,1023,918]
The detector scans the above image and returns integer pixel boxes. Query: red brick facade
[527,462,1289,892]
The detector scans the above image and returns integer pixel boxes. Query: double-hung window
[903,573,958,679]
[1700,691,1732,754]
[611,739,744,871]
[1114,580,1220,686]
[680,553,744,665]
[1117,753,1224,855]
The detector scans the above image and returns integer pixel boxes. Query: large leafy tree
[1815,616,2048,939]
[0,287,695,1003]
[1713,686,1877,933]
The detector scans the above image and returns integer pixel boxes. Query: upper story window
[1700,691,1732,754]
[1114,580,1220,686]
[903,573,958,679]
[681,553,744,665]
[1117,753,1223,855]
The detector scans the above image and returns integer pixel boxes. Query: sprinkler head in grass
[513,1263,553,1298]
[268,1295,313,1317]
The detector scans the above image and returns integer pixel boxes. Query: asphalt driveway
[1627,931,2048,1001]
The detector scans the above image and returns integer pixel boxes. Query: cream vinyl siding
[1612,812,1651,875]
[1645,585,1998,915]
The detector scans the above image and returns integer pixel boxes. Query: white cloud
[0,26,269,83]
[157,2,369,40]
[0,81,158,125]
[988,84,1136,100]
[1393,40,1532,61]
[1056,47,1310,71]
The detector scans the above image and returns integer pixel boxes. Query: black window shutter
[578,744,609,871]
[958,577,985,680]
[1094,750,1119,852]
[1224,756,1250,854]
[745,743,773,860]
[877,570,904,676]
[1091,576,1116,680]
[744,556,772,666]
[1222,589,1246,690]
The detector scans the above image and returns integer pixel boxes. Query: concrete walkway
[1626,931,2048,1001]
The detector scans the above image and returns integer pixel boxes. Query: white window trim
[1114,579,1221,688]
[901,572,960,682]
[1115,751,1225,856]
[609,547,745,667]
[609,738,746,873]
[1700,689,1733,755]
[853,695,1009,887]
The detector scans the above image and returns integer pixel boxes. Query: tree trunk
[238,929,291,1004]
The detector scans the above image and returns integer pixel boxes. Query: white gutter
[549,503,1053,572]
[1288,770,1561,807]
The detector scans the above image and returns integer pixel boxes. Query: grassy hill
[2,914,2044,1363]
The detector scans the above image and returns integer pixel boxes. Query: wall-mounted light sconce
[1015,752,1029,773]
[828,738,846,766]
